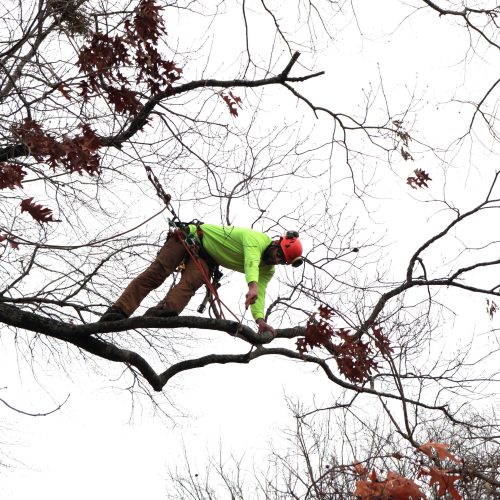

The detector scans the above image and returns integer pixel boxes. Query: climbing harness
[169,220,242,327]
[142,169,246,330]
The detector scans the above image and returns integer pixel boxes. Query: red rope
[174,231,242,324]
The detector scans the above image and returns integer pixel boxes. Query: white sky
[2,1,500,498]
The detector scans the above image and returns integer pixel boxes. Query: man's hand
[256,318,276,337]
[245,281,258,309]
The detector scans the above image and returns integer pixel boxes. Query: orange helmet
[279,231,303,267]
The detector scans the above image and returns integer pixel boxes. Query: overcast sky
[2,1,500,498]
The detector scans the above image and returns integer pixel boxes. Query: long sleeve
[241,231,266,284]
[188,224,275,320]
[250,265,274,320]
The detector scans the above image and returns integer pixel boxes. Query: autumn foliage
[220,91,243,117]
[298,310,471,499]
[417,442,461,464]
[0,0,246,227]
[6,118,102,224]
[77,0,182,107]
[354,442,463,499]
[0,162,26,189]
[20,198,61,224]
[391,120,432,189]
[354,469,425,499]
[297,306,391,383]
[2,0,182,225]
[407,168,432,189]
[12,119,101,175]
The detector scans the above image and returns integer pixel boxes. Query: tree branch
[0,302,306,390]
[0,51,325,162]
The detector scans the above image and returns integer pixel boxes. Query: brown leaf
[372,324,393,355]
[229,91,242,106]
[417,442,461,464]
[295,337,308,355]
[0,234,20,250]
[57,83,72,100]
[385,471,426,499]
[401,147,414,161]
[318,304,335,320]
[20,198,61,224]
[0,162,26,189]
[221,92,243,117]
[12,118,101,175]
[353,460,369,478]
[296,307,378,383]
[78,0,181,102]
[12,118,56,158]
[419,467,461,499]
[355,469,426,499]
[486,298,498,319]
[107,85,141,115]
[407,169,431,189]
[300,315,334,353]
[77,124,101,152]
[132,0,166,44]
[333,330,377,383]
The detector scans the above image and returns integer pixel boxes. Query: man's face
[262,242,286,266]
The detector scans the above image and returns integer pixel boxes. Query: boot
[143,306,178,318]
[99,305,128,322]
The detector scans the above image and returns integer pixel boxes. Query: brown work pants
[114,236,209,317]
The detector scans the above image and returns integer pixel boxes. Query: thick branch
[421,0,498,18]
[421,0,466,16]
[0,301,285,341]
[357,275,500,340]
[421,1,500,50]
[158,346,464,422]
[0,51,324,162]
[0,303,305,390]
[0,304,480,421]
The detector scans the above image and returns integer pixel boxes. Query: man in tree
[99,223,303,334]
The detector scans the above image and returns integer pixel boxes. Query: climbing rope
[143,166,246,332]
[174,229,243,328]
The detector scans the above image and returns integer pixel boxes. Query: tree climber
[99,223,304,335]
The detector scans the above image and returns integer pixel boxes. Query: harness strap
[171,224,241,323]
[177,234,239,321]
[192,223,218,270]
[196,223,204,241]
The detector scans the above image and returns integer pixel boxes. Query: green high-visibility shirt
[188,223,275,321]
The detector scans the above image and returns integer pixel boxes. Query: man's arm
[245,282,274,335]
[245,281,259,308]
[249,266,275,332]
[239,230,275,332]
